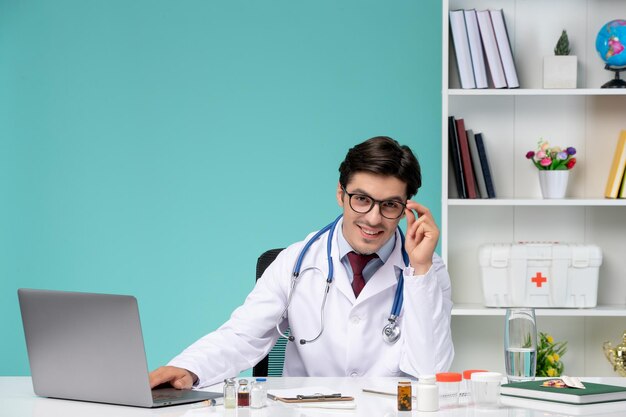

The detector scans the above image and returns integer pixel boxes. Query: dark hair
[338,136,422,198]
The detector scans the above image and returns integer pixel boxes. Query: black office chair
[252,248,287,377]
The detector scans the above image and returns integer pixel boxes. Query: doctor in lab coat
[149,136,454,388]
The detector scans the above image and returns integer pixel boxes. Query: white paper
[267,386,348,398]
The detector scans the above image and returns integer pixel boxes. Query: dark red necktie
[347,251,378,298]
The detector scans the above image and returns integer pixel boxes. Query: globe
[596,19,626,67]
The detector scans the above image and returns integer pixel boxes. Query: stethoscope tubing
[276,215,407,345]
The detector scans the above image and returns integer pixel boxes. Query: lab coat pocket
[381,337,404,376]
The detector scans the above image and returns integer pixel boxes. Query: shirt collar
[337,218,396,263]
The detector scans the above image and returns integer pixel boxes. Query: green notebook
[501,380,626,404]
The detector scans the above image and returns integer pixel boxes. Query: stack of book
[448,116,496,199]
[605,130,626,199]
[449,9,519,89]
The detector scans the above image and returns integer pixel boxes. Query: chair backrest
[252,248,286,377]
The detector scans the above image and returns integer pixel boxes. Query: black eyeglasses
[341,187,407,220]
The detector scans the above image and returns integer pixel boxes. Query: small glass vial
[397,380,412,411]
[223,378,237,409]
[417,375,439,412]
[250,377,267,409]
[237,379,250,407]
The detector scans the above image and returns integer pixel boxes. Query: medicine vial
[397,380,412,411]
[417,375,439,412]
[223,378,236,409]
[250,377,267,409]
[237,379,250,407]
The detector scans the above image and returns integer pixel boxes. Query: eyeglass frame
[341,186,407,220]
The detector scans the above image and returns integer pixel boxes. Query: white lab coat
[169,220,454,387]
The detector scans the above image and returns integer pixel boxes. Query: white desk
[2,377,626,417]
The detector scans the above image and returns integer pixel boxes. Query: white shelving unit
[442,0,626,376]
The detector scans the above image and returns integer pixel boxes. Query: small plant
[536,332,567,377]
[554,30,571,55]
[526,139,577,170]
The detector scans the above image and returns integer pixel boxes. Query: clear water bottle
[250,377,267,408]
[504,308,537,382]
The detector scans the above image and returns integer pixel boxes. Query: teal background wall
[0,0,442,375]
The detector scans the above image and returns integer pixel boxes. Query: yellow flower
[546,335,554,344]
[553,353,560,362]
[547,354,555,364]
[547,368,557,377]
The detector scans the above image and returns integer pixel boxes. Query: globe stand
[601,64,626,88]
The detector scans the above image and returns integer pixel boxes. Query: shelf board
[452,304,626,317]
[447,88,626,96]
[447,198,626,207]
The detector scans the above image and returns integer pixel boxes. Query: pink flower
[540,157,552,167]
[536,150,546,159]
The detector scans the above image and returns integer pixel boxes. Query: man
[150,136,454,389]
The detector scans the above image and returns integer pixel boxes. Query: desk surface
[2,376,626,417]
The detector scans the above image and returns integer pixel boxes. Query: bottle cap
[463,369,488,380]
[435,372,462,382]
[471,372,503,382]
[418,375,436,384]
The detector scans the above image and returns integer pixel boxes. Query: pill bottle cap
[471,372,503,382]
[463,369,488,380]
[418,375,436,384]
[435,372,462,382]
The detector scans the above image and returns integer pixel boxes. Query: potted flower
[536,332,568,377]
[526,139,577,198]
[544,30,578,88]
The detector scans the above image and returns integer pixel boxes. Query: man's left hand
[404,200,439,275]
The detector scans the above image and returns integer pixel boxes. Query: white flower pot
[538,170,569,199]
[543,56,577,89]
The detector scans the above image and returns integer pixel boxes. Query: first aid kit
[478,243,602,308]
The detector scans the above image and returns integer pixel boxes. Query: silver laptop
[18,288,221,407]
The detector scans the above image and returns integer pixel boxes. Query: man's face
[336,172,407,255]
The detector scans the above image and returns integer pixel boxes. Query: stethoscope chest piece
[382,316,401,344]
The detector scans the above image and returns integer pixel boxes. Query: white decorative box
[478,243,602,308]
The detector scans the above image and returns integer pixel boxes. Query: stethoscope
[275,214,409,345]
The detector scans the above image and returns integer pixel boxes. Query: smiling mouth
[359,225,384,239]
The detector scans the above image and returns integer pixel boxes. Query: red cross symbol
[531,272,547,288]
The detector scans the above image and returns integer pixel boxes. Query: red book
[455,118,477,198]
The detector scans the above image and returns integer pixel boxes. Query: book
[464,9,488,88]
[503,394,626,416]
[474,132,496,198]
[448,116,467,198]
[501,379,626,405]
[467,129,487,198]
[449,10,476,89]
[455,118,477,199]
[476,10,507,88]
[489,9,519,88]
[620,163,626,198]
[604,130,626,198]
